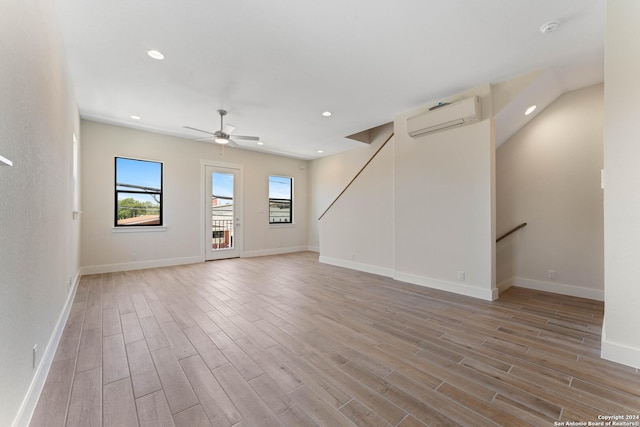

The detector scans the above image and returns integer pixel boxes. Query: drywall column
[393,87,497,301]
[602,0,640,368]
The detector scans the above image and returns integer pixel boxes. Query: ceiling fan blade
[186,112,258,146]
[233,135,260,141]
[183,125,216,136]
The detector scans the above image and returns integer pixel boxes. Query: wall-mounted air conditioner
[407,96,481,138]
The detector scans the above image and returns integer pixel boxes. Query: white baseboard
[318,257,497,301]
[319,256,394,278]
[504,276,604,301]
[242,246,308,258]
[497,277,514,294]
[81,248,314,274]
[307,245,320,253]
[13,273,80,427]
[601,338,640,369]
[394,271,499,301]
[80,256,202,275]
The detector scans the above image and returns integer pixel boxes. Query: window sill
[112,226,167,233]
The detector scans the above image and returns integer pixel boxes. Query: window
[72,133,79,213]
[115,157,163,226]
[269,175,293,224]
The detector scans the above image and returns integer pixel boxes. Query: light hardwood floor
[30,252,640,426]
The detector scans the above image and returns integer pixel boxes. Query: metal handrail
[318,132,394,220]
[496,222,527,243]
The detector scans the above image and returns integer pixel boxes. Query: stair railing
[318,132,394,220]
[496,222,527,243]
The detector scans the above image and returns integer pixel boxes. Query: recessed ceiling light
[130,115,141,120]
[317,150,324,153]
[525,105,537,116]
[257,141,264,145]
[321,111,332,117]
[147,49,165,60]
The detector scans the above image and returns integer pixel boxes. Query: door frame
[200,159,244,261]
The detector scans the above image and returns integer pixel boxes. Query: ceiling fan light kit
[184,109,259,146]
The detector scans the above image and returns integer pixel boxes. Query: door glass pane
[211,172,234,250]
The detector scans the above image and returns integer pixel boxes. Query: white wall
[318,134,395,277]
[314,87,497,301]
[496,84,604,300]
[81,120,309,273]
[0,0,81,425]
[308,123,393,251]
[393,86,496,301]
[602,1,640,368]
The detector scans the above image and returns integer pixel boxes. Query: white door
[205,165,242,260]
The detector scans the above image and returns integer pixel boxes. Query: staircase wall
[496,84,604,300]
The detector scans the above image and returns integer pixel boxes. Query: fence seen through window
[115,157,163,226]
[269,175,292,224]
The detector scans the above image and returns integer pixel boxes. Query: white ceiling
[54,0,605,160]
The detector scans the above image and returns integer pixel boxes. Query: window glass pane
[116,158,162,192]
[115,157,162,226]
[211,172,234,249]
[212,172,234,204]
[269,175,292,224]
[117,193,161,225]
[72,134,79,211]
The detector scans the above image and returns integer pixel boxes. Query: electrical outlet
[547,269,556,280]
[457,271,465,281]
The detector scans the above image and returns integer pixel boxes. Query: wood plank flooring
[30,252,640,426]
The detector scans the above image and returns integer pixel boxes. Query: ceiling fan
[184,109,259,146]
